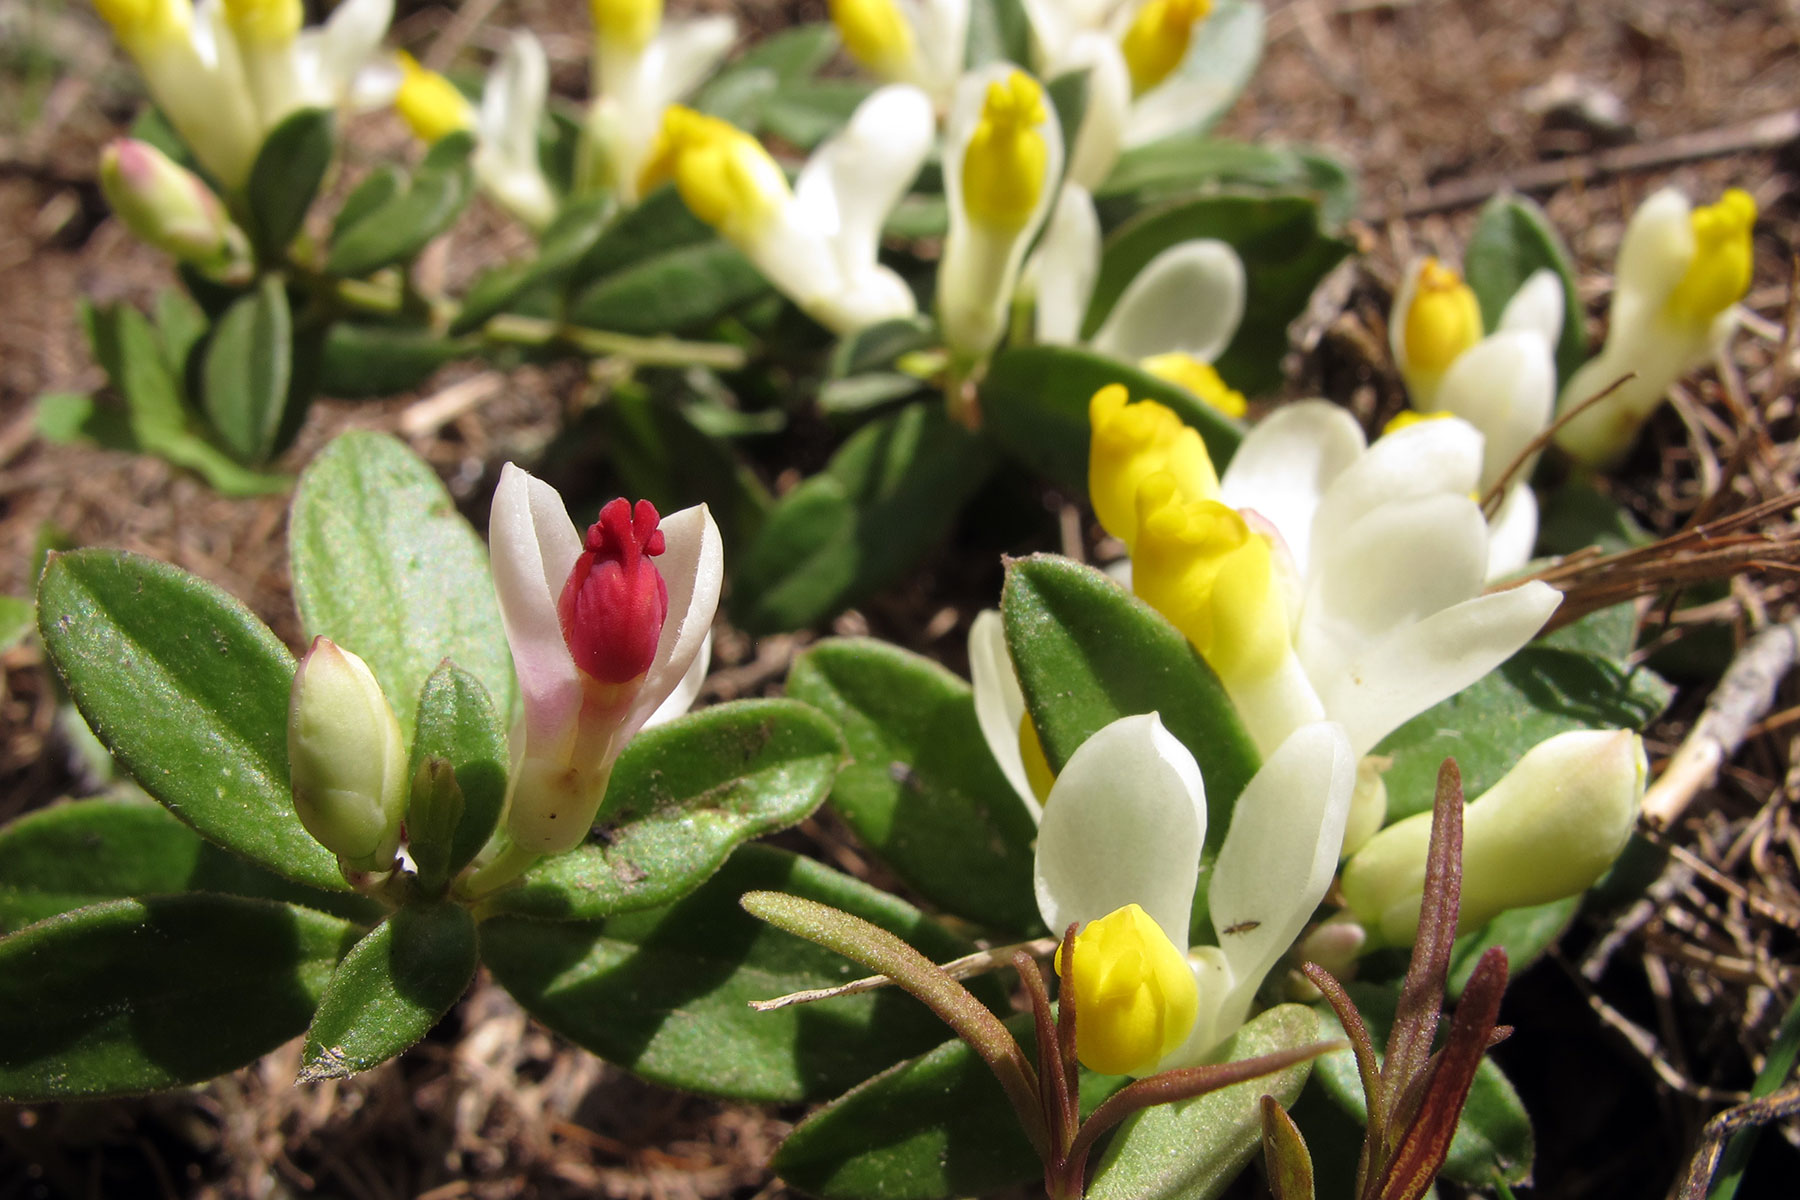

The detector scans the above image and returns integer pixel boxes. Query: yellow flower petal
[961,70,1049,232]
[1057,903,1199,1076]
[1665,188,1756,329]
[1119,0,1211,95]
[1088,384,1220,547]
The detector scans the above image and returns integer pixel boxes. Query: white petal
[1059,34,1130,190]
[647,16,739,109]
[1388,258,1427,381]
[1219,400,1365,574]
[1433,329,1555,493]
[1120,0,1265,146]
[910,0,973,102]
[969,610,1040,820]
[1223,649,1325,759]
[1089,239,1245,364]
[476,32,556,228]
[1207,721,1356,1027]
[1314,581,1562,758]
[1485,484,1539,581]
[1614,188,1695,305]
[313,0,392,99]
[811,266,919,333]
[1304,493,1491,649]
[795,84,934,279]
[1029,183,1101,345]
[622,504,724,740]
[1497,267,1565,346]
[643,630,711,729]
[1034,713,1205,949]
[489,464,583,758]
[1308,416,1484,558]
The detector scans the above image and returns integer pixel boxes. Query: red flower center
[558,498,669,685]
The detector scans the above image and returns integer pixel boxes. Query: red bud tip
[558,498,670,685]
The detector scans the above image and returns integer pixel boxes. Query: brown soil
[3,0,1799,1197]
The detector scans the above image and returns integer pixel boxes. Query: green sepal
[406,662,509,884]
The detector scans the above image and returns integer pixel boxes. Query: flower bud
[1395,258,1484,404]
[1341,730,1647,944]
[559,498,670,691]
[1057,903,1199,1076]
[1119,0,1210,96]
[639,107,789,244]
[98,139,250,280]
[288,638,408,875]
[1087,385,1220,546]
[960,71,1049,233]
[394,52,476,144]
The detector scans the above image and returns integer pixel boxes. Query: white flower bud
[1342,730,1647,945]
[288,637,408,875]
[98,139,251,281]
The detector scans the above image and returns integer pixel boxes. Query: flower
[1031,182,1247,418]
[642,86,936,334]
[1035,713,1355,1072]
[968,609,1056,820]
[93,0,393,188]
[1554,187,1757,469]
[1342,729,1647,944]
[98,138,251,280]
[939,66,1064,365]
[582,0,735,204]
[287,637,407,875]
[488,464,722,855]
[393,35,557,229]
[1090,389,1562,759]
[829,0,971,109]
[1391,258,1563,577]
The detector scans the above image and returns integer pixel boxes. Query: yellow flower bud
[221,0,300,44]
[1402,258,1483,379]
[830,0,916,77]
[960,71,1049,233]
[1130,474,1290,684]
[1018,713,1056,806]
[1088,385,1221,547]
[590,0,663,52]
[1665,188,1756,329]
[288,638,408,875]
[1141,353,1247,419]
[93,0,189,51]
[1119,0,1211,95]
[640,107,789,243]
[1057,903,1199,1076]
[394,52,476,144]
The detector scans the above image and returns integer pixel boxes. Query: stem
[482,313,748,370]
[456,835,541,901]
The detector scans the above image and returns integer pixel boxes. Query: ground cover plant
[0,0,1797,1197]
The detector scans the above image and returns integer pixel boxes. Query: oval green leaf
[1463,191,1588,383]
[325,133,474,278]
[201,274,292,464]
[981,344,1244,492]
[568,239,769,334]
[0,895,357,1100]
[786,638,1041,935]
[37,549,344,891]
[246,107,335,260]
[300,902,478,1081]
[481,844,994,1102]
[482,699,844,920]
[0,797,381,934]
[288,431,515,740]
[733,402,997,634]
[1087,1004,1320,1200]
[316,322,473,398]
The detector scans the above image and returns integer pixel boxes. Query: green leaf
[694,24,841,129]
[1001,553,1260,836]
[407,663,508,879]
[153,287,209,376]
[1096,138,1358,230]
[0,595,32,651]
[450,195,614,335]
[760,81,877,150]
[1463,191,1587,384]
[34,391,133,450]
[981,344,1244,492]
[0,797,381,934]
[568,239,769,334]
[1087,1004,1322,1200]
[0,895,356,1100]
[316,322,473,398]
[733,402,997,634]
[288,431,515,739]
[1084,194,1352,395]
[1445,897,1579,1000]
[37,549,345,892]
[1375,641,1671,821]
[774,1008,1128,1200]
[482,699,843,920]
[569,185,707,282]
[482,844,991,1102]
[831,317,938,378]
[786,639,1041,934]
[331,165,404,241]
[300,902,478,1080]
[1312,982,1534,1188]
[326,133,474,278]
[201,275,292,464]
[245,108,335,260]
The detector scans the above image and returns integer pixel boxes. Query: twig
[424,0,508,70]
[1643,620,1800,828]
[750,936,1060,1010]
[1671,1083,1800,1200]
[1372,109,1800,221]
[399,371,506,439]
[1479,373,1636,517]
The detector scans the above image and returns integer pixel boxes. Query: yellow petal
[1119,0,1211,96]
[1665,188,1756,329]
[961,70,1049,232]
[1141,353,1246,419]
[394,52,475,144]
[1088,384,1220,547]
[1057,903,1198,1076]
[589,0,663,53]
[830,0,916,77]
[94,0,190,51]
[1402,258,1483,378]
[222,0,301,44]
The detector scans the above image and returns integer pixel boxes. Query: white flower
[1034,713,1355,1072]
[642,86,936,334]
[1555,187,1757,469]
[488,464,721,855]
[829,0,972,110]
[474,33,557,229]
